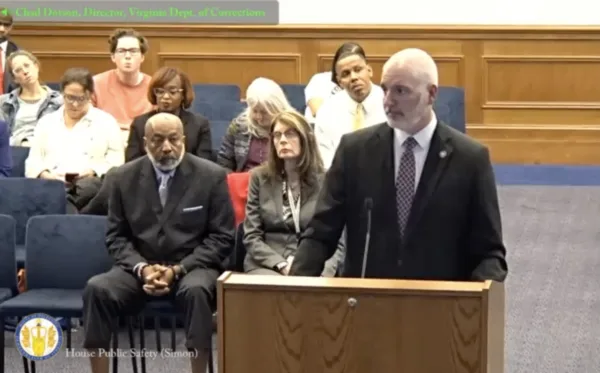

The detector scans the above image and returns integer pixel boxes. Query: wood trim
[31,51,109,59]
[14,23,600,39]
[482,102,600,109]
[14,24,600,164]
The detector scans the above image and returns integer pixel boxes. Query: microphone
[360,198,373,278]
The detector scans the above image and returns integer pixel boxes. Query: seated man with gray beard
[82,113,235,373]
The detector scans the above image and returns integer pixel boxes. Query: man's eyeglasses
[154,88,183,97]
[115,48,141,56]
[63,94,89,104]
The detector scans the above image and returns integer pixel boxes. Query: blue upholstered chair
[0,215,113,373]
[193,84,241,102]
[127,302,215,373]
[0,178,67,266]
[9,146,29,178]
[193,100,245,123]
[193,101,213,120]
[281,84,307,114]
[0,215,17,304]
[212,100,246,122]
[45,82,60,91]
[211,120,231,157]
[434,86,466,133]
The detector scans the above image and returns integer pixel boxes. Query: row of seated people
[0,41,464,177]
[0,108,345,372]
[0,38,465,270]
[0,32,475,372]
[0,27,465,179]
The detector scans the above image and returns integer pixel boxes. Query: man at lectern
[289,48,508,282]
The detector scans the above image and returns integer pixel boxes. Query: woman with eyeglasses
[82,67,213,216]
[25,67,124,214]
[0,50,63,146]
[243,110,345,277]
[125,67,212,162]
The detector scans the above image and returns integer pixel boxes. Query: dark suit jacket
[243,167,345,276]
[106,154,235,273]
[0,120,10,177]
[290,122,508,282]
[3,40,18,94]
[125,109,213,162]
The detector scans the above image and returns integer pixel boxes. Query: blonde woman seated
[243,110,344,276]
[217,77,294,172]
[0,50,63,146]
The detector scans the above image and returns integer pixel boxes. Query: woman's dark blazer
[125,109,213,162]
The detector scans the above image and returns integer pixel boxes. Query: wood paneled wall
[12,24,600,164]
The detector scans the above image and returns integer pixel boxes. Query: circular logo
[15,313,63,361]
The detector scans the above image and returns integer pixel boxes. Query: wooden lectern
[217,272,504,373]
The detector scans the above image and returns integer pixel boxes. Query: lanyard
[283,179,301,234]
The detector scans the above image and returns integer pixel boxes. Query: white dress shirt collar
[393,111,438,150]
[342,84,380,115]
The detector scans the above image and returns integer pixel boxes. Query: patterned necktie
[395,137,418,238]
[158,174,170,207]
[353,103,364,131]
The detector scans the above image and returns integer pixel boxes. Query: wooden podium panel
[217,273,504,373]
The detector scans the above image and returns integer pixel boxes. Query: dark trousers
[79,168,118,216]
[82,266,218,351]
[66,176,103,214]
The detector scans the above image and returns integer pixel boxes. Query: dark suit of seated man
[82,113,235,373]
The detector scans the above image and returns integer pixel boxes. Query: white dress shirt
[393,113,438,190]
[304,71,339,123]
[314,84,387,168]
[25,106,124,178]
[0,40,7,76]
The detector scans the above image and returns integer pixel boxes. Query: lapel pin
[439,150,447,159]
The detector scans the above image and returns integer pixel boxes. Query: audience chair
[192,101,213,120]
[193,84,241,102]
[0,215,114,373]
[227,173,250,227]
[0,179,67,266]
[9,147,29,178]
[213,100,245,122]
[0,215,17,304]
[45,82,60,91]
[127,302,215,373]
[281,84,307,114]
[0,214,16,369]
[210,120,231,156]
[434,86,466,133]
[193,100,245,122]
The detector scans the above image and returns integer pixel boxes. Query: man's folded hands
[141,264,175,296]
